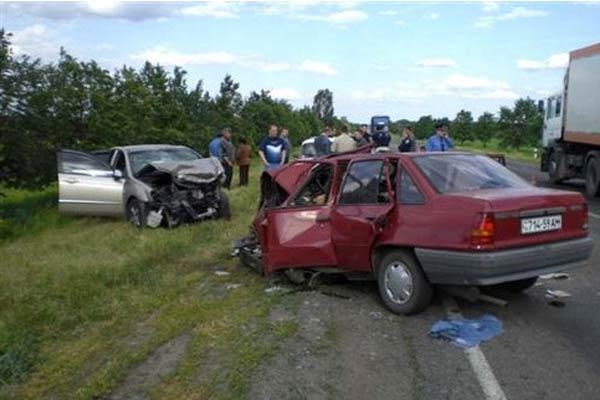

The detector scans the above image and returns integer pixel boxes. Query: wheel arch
[371,244,418,275]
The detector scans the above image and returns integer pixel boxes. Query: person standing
[235,137,252,186]
[314,126,332,156]
[359,124,373,144]
[425,123,454,152]
[281,127,292,163]
[398,126,417,152]
[208,131,222,158]
[332,125,357,153]
[220,128,235,189]
[258,124,287,170]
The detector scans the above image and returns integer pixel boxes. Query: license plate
[521,215,562,235]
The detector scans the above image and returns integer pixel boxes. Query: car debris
[429,314,503,348]
[545,289,572,298]
[214,270,230,276]
[539,272,570,280]
[225,283,242,290]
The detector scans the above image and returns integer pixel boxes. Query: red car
[237,149,593,314]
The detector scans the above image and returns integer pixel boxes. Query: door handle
[65,178,79,184]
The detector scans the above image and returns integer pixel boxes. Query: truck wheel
[493,277,538,292]
[126,198,146,228]
[585,158,600,197]
[548,151,565,184]
[377,250,432,315]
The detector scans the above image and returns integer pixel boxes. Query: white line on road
[441,295,508,400]
[589,212,600,220]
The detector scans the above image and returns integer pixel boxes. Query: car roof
[114,144,192,152]
[325,150,476,162]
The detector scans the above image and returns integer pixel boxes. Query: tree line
[392,98,542,150]
[0,30,335,189]
[1,29,542,189]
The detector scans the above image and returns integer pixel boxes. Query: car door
[57,150,124,216]
[264,162,337,272]
[330,158,395,272]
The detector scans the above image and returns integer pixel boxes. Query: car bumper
[415,237,594,285]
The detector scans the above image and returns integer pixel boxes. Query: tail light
[471,213,495,249]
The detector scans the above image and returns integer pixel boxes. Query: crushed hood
[137,158,225,185]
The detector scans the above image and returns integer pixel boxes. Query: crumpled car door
[57,150,124,216]
[330,158,395,272]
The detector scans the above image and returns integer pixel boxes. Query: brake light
[471,213,495,248]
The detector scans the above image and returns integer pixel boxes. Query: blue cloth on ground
[429,314,502,348]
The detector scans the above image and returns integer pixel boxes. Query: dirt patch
[109,333,191,400]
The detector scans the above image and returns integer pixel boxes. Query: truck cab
[542,92,564,149]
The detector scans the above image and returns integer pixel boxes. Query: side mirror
[113,169,124,180]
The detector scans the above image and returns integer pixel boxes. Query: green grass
[456,138,541,165]
[0,162,294,399]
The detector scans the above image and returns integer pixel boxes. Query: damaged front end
[137,158,230,228]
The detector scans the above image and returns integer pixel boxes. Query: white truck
[541,42,600,196]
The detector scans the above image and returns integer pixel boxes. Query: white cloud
[328,9,368,23]
[417,58,458,68]
[441,74,509,90]
[299,60,338,76]
[130,47,291,73]
[461,89,519,100]
[180,2,239,19]
[270,88,303,100]
[425,13,440,20]
[475,6,548,28]
[11,24,63,60]
[517,53,568,70]
[482,2,500,12]
[131,47,235,66]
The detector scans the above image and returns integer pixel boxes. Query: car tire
[377,249,432,315]
[126,198,146,228]
[493,277,538,292]
[218,189,231,220]
[548,150,565,184]
[585,157,600,197]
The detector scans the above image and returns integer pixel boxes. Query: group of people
[208,124,292,188]
[208,122,454,189]
[398,123,454,153]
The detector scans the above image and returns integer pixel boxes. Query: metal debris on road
[540,272,570,280]
[429,314,503,348]
[214,270,230,276]
[546,289,572,298]
[226,283,242,290]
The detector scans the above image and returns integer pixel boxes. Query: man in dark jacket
[220,128,235,188]
[315,126,332,156]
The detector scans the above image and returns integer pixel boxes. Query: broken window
[339,160,388,205]
[290,164,333,207]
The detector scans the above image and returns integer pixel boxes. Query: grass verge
[0,162,294,399]
[456,138,540,165]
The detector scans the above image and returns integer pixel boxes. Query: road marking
[589,212,600,220]
[441,295,508,400]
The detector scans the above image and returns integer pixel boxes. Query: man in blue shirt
[208,132,222,158]
[314,126,332,156]
[425,123,454,152]
[259,124,287,170]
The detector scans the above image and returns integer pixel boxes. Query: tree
[311,89,334,125]
[451,109,474,145]
[498,98,542,150]
[413,115,435,139]
[474,112,496,147]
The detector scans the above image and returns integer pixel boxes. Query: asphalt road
[250,156,600,400]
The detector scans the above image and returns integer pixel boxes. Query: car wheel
[377,249,432,315]
[548,151,565,184]
[585,157,600,197]
[493,277,538,292]
[126,198,146,228]
[218,189,231,220]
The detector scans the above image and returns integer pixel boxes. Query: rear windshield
[129,148,200,175]
[413,154,529,193]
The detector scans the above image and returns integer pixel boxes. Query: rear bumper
[415,237,594,285]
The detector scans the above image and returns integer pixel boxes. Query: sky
[2,0,600,122]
